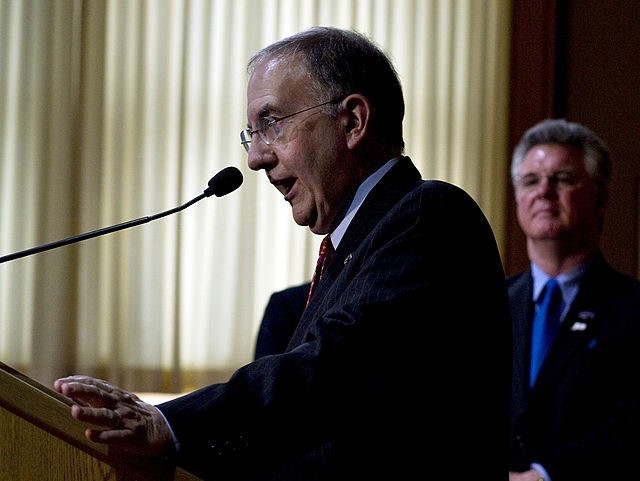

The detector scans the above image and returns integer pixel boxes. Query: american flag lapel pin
[570,311,595,331]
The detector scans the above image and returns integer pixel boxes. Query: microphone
[203,165,244,197]
[0,166,243,264]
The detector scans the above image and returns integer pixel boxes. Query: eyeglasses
[513,170,585,192]
[240,97,344,152]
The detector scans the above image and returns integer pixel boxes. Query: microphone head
[204,166,243,197]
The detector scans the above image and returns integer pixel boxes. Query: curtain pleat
[0,0,510,392]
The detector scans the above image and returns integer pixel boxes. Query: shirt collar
[329,156,400,249]
[531,259,590,303]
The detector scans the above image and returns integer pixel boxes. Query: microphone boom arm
[0,192,207,264]
[0,165,243,264]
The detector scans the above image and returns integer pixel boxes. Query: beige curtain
[0,0,510,392]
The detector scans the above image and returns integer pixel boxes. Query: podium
[0,362,203,481]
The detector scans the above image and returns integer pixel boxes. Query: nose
[247,141,277,172]
[536,176,559,198]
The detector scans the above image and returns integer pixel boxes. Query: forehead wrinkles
[248,56,314,108]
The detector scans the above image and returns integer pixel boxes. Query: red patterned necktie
[306,235,334,306]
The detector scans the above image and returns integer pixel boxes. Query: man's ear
[340,94,371,149]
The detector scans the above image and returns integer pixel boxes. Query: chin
[292,211,312,230]
[306,217,328,235]
[532,229,564,240]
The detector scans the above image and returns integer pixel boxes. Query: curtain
[0,0,510,392]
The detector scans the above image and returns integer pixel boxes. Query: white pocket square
[570,321,588,331]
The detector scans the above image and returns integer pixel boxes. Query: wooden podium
[0,362,203,481]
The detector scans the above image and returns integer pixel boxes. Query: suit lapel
[290,156,422,344]
[542,308,599,375]
[535,259,611,387]
[523,255,610,392]
[508,273,534,411]
[329,156,422,276]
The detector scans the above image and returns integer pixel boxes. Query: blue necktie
[530,278,564,386]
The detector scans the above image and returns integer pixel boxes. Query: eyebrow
[519,168,578,176]
[246,103,281,129]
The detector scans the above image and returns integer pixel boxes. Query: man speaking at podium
[55,27,512,481]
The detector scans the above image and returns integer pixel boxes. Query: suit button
[207,439,225,456]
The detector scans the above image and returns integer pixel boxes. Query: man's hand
[54,375,175,457]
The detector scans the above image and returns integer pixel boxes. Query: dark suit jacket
[254,283,310,359]
[508,253,640,481]
[159,157,512,481]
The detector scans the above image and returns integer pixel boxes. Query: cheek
[515,193,532,218]
[276,146,309,182]
[563,191,598,221]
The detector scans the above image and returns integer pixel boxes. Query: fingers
[71,404,122,428]
[55,375,119,395]
[54,375,175,456]
[80,402,175,457]
[55,376,141,408]
[56,376,142,430]
[85,425,135,444]
[69,392,154,449]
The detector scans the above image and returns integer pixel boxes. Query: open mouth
[280,178,296,201]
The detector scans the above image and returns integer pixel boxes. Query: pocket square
[570,321,588,331]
